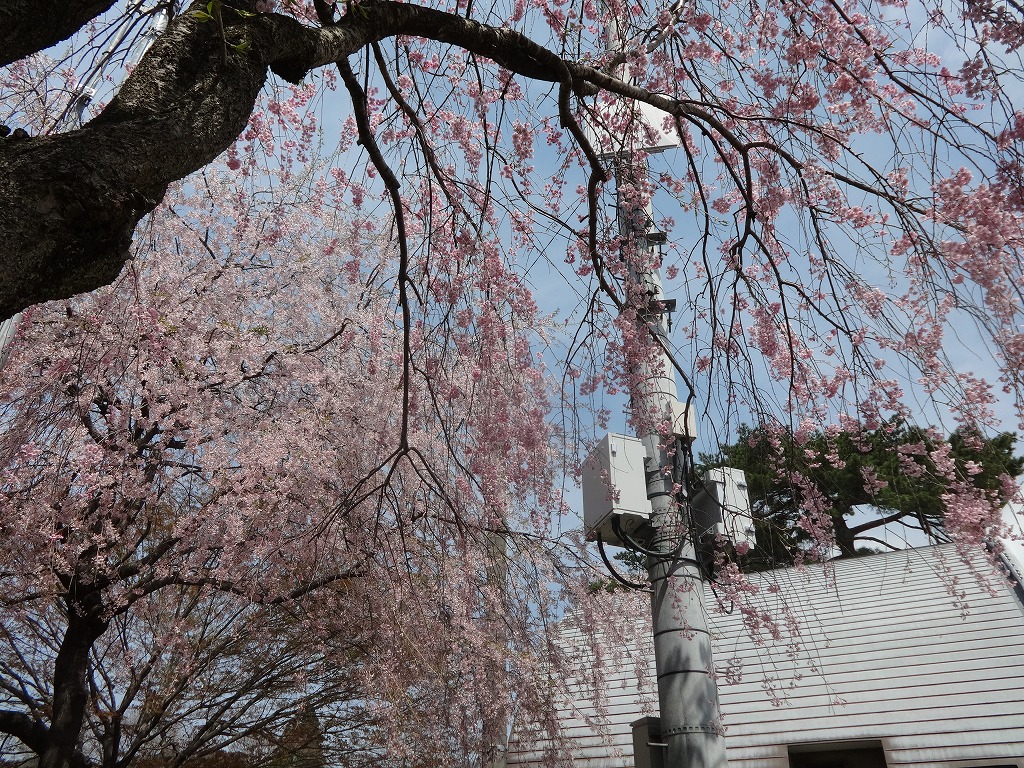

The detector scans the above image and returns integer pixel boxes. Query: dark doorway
[789,741,887,768]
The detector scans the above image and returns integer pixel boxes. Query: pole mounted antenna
[62,2,171,130]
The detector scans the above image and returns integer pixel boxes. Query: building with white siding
[506,544,1024,768]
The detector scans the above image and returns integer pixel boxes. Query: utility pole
[604,12,729,768]
[611,154,727,768]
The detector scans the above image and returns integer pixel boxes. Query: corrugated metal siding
[506,545,1024,768]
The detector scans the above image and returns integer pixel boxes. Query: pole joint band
[662,724,720,736]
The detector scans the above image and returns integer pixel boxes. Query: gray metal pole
[0,312,23,369]
[613,154,728,768]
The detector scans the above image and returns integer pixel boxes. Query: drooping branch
[138,569,365,605]
[0,0,925,323]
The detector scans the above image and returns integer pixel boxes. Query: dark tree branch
[0,0,117,68]
[0,709,49,755]
[333,55,416,449]
[854,535,904,552]
[139,569,364,604]
[0,3,265,319]
[848,507,914,536]
[0,0,630,319]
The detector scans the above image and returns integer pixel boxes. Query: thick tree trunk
[833,511,858,558]
[39,596,108,768]
[0,0,117,68]
[0,0,574,320]
[0,6,267,320]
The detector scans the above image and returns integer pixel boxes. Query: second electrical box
[691,466,755,548]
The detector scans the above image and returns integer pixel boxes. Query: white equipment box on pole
[582,433,652,547]
[691,466,756,548]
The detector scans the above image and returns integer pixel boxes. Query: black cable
[676,436,722,584]
[612,515,675,558]
[597,533,649,590]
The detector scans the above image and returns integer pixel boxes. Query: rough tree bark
[0,0,118,68]
[0,5,267,320]
[0,0,585,320]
